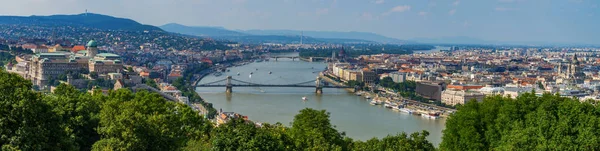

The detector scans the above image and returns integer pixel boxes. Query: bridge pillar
[315,76,323,94]
[275,57,278,61]
[226,76,232,93]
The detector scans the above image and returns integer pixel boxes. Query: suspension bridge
[196,76,354,93]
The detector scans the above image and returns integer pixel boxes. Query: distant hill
[240,30,414,44]
[161,23,376,44]
[160,23,247,37]
[215,35,374,44]
[409,36,494,45]
[0,13,162,31]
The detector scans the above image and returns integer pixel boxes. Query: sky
[0,0,599,45]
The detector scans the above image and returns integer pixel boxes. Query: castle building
[21,40,122,86]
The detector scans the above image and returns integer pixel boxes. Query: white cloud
[453,1,460,6]
[374,0,385,4]
[390,5,411,13]
[418,11,428,16]
[449,9,456,15]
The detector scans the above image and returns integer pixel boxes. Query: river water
[196,54,446,145]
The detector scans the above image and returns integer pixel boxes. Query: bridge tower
[226,76,233,93]
[315,76,323,94]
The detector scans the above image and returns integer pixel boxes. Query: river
[414,46,451,54]
[196,53,446,146]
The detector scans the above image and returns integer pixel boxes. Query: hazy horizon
[0,0,598,45]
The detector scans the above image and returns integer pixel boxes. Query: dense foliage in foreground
[441,92,600,150]
[0,71,434,151]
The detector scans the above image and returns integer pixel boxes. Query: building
[442,89,485,106]
[28,53,85,86]
[360,69,377,84]
[22,40,122,86]
[389,71,407,83]
[89,53,123,74]
[415,81,446,101]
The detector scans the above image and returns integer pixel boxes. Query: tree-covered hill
[0,13,162,32]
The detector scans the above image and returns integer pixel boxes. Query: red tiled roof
[71,45,86,52]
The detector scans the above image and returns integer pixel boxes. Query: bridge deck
[197,85,352,88]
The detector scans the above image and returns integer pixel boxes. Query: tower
[570,54,584,83]
[86,40,98,58]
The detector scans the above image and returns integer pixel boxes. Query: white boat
[365,95,371,99]
[399,108,413,114]
[421,112,440,119]
[392,105,401,111]
[249,74,252,78]
[384,103,393,108]
[302,96,307,101]
[237,72,240,75]
[355,92,362,96]
[370,100,381,105]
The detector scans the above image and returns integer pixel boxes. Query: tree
[44,84,102,150]
[350,131,435,151]
[92,89,211,151]
[89,71,99,79]
[440,93,600,150]
[211,118,293,151]
[0,71,72,150]
[288,108,347,151]
[145,78,158,89]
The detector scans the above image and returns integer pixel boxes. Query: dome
[86,40,97,47]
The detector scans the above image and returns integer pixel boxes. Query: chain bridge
[196,76,354,93]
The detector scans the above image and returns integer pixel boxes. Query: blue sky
[1,0,599,44]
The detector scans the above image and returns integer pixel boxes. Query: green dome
[86,40,97,47]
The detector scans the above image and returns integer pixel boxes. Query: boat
[370,100,381,105]
[227,69,230,72]
[249,74,252,78]
[255,68,259,71]
[392,105,401,111]
[250,72,253,74]
[269,71,272,74]
[355,92,362,96]
[365,95,371,99]
[213,72,223,77]
[255,59,263,63]
[237,72,240,75]
[399,108,413,114]
[384,103,393,108]
[421,112,440,119]
[302,96,307,101]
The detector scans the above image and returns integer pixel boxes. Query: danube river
[196,54,446,145]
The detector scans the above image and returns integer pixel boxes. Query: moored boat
[421,112,440,119]
[399,108,413,114]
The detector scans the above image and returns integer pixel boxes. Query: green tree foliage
[350,131,435,151]
[89,71,99,79]
[145,78,158,89]
[0,72,71,150]
[441,93,600,150]
[211,118,293,151]
[92,89,212,151]
[346,80,364,88]
[288,108,347,151]
[44,84,102,150]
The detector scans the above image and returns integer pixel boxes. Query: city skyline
[0,0,599,45]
